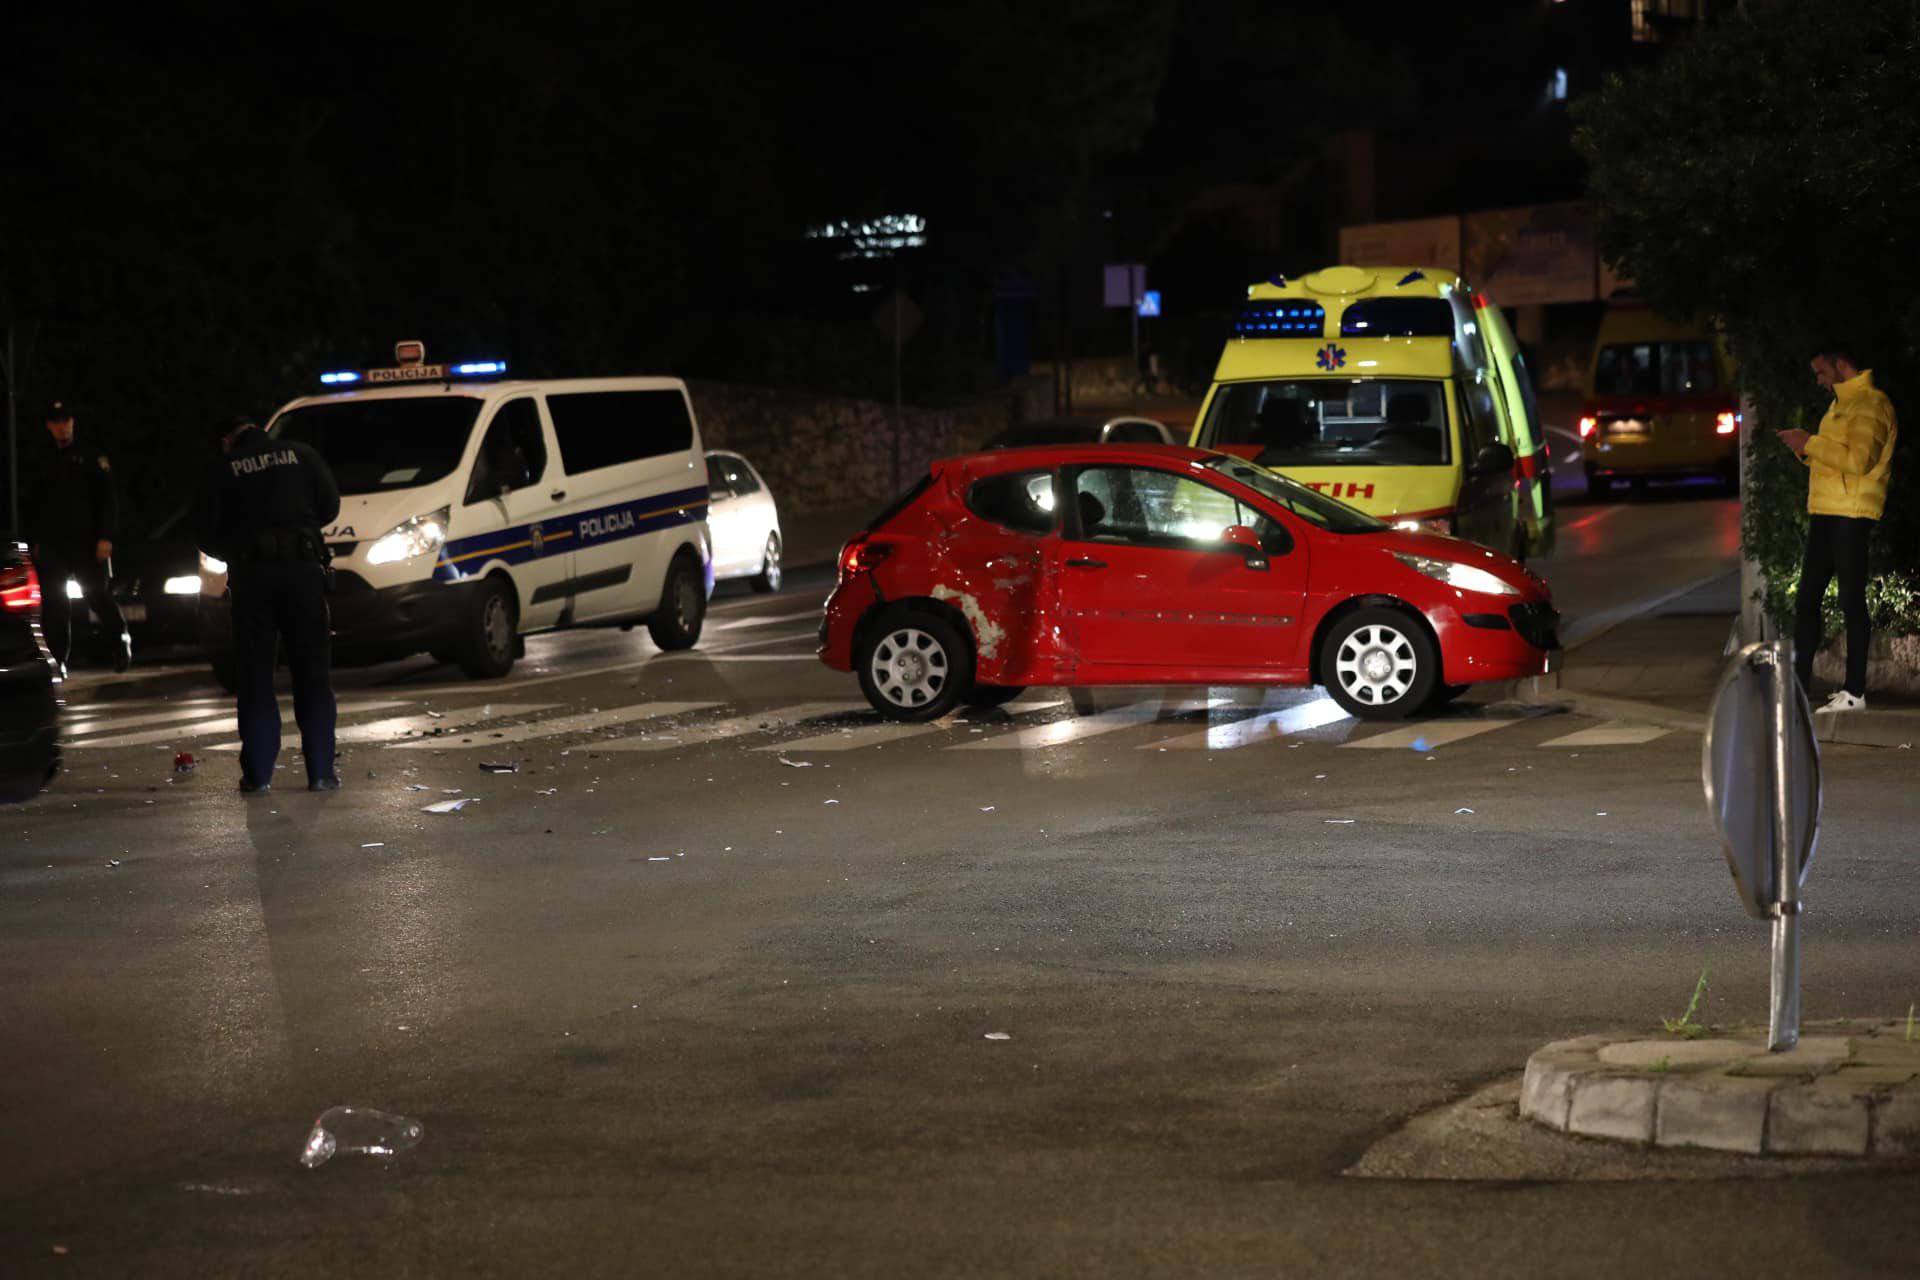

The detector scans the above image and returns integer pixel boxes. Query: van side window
[465,398,547,505]
[547,389,695,476]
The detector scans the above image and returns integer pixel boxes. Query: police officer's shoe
[309,774,342,793]
[113,633,132,673]
[239,778,271,795]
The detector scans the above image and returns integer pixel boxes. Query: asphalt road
[9,492,1919,1277]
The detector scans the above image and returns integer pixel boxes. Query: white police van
[200,342,712,682]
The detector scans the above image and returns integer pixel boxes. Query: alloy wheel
[1334,623,1418,707]
[869,627,949,710]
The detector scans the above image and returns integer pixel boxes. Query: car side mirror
[1221,524,1269,569]
[1473,442,1515,475]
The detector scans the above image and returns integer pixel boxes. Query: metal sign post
[1703,638,1820,1051]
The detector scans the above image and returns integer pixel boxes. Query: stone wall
[688,382,1011,516]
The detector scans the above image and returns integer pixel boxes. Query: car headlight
[199,552,228,575]
[163,575,201,595]
[366,508,451,566]
[1393,552,1519,596]
[1393,517,1454,537]
[66,578,84,600]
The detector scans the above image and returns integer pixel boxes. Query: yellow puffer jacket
[1805,370,1898,520]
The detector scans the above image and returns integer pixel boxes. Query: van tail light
[0,563,41,612]
[837,536,893,580]
[1578,416,1597,440]
[1715,410,1739,436]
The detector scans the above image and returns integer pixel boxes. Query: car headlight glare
[199,552,228,575]
[163,575,202,595]
[1393,552,1519,596]
[1393,517,1454,537]
[366,507,451,566]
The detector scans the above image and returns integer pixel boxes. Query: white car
[704,451,782,592]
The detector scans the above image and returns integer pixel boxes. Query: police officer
[26,399,130,673]
[196,415,342,793]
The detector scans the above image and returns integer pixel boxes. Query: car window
[466,398,547,505]
[718,454,759,494]
[1070,466,1283,552]
[1593,341,1719,396]
[705,456,733,500]
[1198,457,1382,534]
[547,388,694,476]
[967,468,1056,534]
[1197,378,1451,467]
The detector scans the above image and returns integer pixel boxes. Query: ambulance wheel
[857,607,971,722]
[963,682,1023,709]
[647,551,706,651]
[750,533,783,594]
[1320,607,1438,721]
[457,577,518,679]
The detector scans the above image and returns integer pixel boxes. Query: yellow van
[1189,265,1553,558]
[1577,300,1738,498]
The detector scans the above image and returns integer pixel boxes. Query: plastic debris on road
[1454,807,1475,815]
[777,757,812,769]
[1325,818,1355,824]
[983,1032,1012,1041]
[979,805,996,812]
[361,843,385,849]
[403,784,430,792]
[536,788,558,796]
[422,798,475,814]
[107,859,122,868]
[479,762,518,774]
[299,1106,424,1170]
[172,752,196,774]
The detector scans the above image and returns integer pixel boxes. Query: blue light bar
[319,370,361,385]
[451,361,507,376]
[1231,301,1327,339]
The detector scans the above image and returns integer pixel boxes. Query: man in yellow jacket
[1777,344,1898,711]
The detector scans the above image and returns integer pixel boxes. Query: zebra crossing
[58,692,1674,758]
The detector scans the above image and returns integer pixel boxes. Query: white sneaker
[1817,690,1866,713]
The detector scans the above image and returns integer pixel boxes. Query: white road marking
[71,701,412,749]
[684,655,820,663]
[204,703,554,751]
[1148,695,1352,750]
[956,697,1227,751]
[387,701,718,749]
[1540,722,1671,748]
[597,702,861,753]
[62,706,237,737]
[1341,718,1518,750]
[706,607,821,632]
[757,717,949,753]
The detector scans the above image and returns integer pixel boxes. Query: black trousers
[229,562,336,786]
[1793,514,1874,697]
[31,548,126,669]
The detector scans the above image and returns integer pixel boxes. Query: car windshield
[271,396,482,494]
[1199,456,1385,534]
[1198,378,1451,466]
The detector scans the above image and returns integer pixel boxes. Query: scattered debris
[648,856,671,862]
[403,784,430,792]
[1454,808,1475,815]
[983,1032,1012,1041]
[426,710,446,719]
[536,788,558,796]
[824,799,839,805]
[479,762,519,774]
[361,843,385,849]
[1595,811,1609,817]
[299,1106,423,1170]
[979,805,996,812]
[1325,818,1355,824]
[172,752,196,774]
[106,859,122,868]
[777,757,812,769]
[422,798,475,814]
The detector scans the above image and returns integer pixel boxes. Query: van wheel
[457,577,519,679]
[647,551,706,650]
[857,607,971,721]
[1320,607,1438,721]
[750,533,783,594]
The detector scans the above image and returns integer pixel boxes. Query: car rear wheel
[857,608,971,721]
[750,533,782,594]
[1321,607,1438,721]
[647,551,706,651]
[457,577,519,679]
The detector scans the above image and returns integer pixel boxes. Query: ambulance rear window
[1340,299,1453,338]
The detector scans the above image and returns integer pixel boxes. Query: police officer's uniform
[26,403,129,672]
[196,421,343,793]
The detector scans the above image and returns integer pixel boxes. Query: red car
[820,445,1557,721]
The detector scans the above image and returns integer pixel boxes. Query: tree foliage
[1574,0,1920,633]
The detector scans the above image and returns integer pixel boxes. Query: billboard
[1337,216,1461,273]
[1462,203,1598,306]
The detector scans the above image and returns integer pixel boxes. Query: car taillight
[1715,410,1739,436]
[838,536,893,579]
[0,563,41,612]
[1577,416,1597,439]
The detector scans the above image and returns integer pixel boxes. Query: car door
[1051,463,1306,672]
[452,396,570,630]
[704,453,746,575]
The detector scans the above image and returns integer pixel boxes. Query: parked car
[819,445,1558,721]
[1577,297,1740,498]
[0,536,61,802]
[705,450,783,592]
[986,415,1176,450]
[64,504,202,654]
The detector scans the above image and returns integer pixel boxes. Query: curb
[1502,671,1918,749]
[1520,1022,1920,1158]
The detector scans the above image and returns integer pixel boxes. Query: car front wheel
[857,608,971,721]
[1320,607,1438,720]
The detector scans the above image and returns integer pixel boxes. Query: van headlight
[1392,552,1518,596]
[163,575,202,595]
[366,507,451,566]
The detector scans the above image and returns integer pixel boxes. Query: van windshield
[1198,378,1451,467]
[271,397,483,494]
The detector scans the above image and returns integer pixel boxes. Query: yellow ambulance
[1189,265,1554,558]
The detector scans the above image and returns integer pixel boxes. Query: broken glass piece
[299,1106,423,1169]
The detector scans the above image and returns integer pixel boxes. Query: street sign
[1703,642,1821,919]
[1103,263,1145,309]
[1136,290,1162,318]
[1701,639,1822,1051]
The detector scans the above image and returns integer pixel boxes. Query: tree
[1574,0,1920,634]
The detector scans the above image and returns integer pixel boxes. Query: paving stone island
[1520,1020,1920,1157]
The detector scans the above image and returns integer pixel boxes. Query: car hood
[1358,529,1548,599]
[323,489,448,544]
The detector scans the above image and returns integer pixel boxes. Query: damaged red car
[820,445,1558,721]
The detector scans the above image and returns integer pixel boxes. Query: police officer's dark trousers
[230,561,336,787]
[32,548,125,668]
